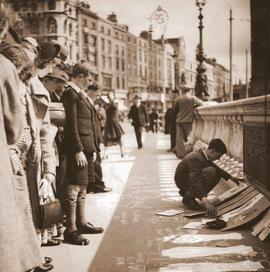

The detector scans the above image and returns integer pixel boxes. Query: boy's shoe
[77,222,104,234]
[64,230,89,246]
[182,195,203,211]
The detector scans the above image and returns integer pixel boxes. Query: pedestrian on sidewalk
[149,108,159,133]
[128,95,149,149]
[61,63,104,246]
[174,138,245,217]
[103,90,125,157]
[173,88,204,159]
[164,102,177,152]
[84,81,112,194]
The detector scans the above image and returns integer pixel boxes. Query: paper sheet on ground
[162,245,254,259]
[184,211,205,218]
[163,233,242,244]
[159,260,263,272]
[156,209,185,217]
[182,221,203,230]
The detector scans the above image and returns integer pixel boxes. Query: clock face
[151,6,169,25]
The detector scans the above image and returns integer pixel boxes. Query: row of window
[13,0,56,12]
[127,36,137,44]
[101,75,126,90]
[116,77,126,89]
[31,17,75,37]
[83,20,126,41]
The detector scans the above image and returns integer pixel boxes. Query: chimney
[107,12,118,23]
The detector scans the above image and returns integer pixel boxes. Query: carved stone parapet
[196,95,270,123]
[189,95,270,160]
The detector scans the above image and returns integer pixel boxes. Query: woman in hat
[103,91,125,158]
[0,43,54,272]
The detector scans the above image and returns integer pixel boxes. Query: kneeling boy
[175,138,244,217]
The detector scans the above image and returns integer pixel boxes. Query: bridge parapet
[189,95,270,160]
[188,94,270,198]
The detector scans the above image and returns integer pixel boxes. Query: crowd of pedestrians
[0,1,246,271]
[0,3,115,271]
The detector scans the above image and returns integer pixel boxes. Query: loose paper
[182,221,203,230]
[162,245,254,259]
[159,260,263,272]
[156,209,185,217]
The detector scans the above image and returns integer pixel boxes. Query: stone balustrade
[188,94,270,161]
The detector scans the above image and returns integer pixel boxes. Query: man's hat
[134,94,142,100]
[72,63,91,78]
[21,36,39,54]
[87,81,99,91]
[46,67,68,83]
[39,41,60,61]
[50,39,69,61]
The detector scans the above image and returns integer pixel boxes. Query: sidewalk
[41,121,138,271]
[42,122,270,272]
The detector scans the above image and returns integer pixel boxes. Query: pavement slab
[41,123,270,271]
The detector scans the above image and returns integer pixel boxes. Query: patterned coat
[27,76,57,230]
[0,54,42,271]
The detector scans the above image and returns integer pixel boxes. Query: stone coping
[195,95,270,118]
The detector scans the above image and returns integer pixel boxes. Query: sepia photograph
[0,0,269,271]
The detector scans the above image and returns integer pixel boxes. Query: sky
[87,0,251,83]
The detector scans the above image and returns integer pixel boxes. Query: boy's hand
[230,176,246,185]
[201,197,217,217]
[93,152,97,162]
[205,202,217,217]
[75,151,87,167]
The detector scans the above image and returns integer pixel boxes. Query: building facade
[126,31,138,101]
[9,0,78,62]
[167,37,186,92]
[7,0,230,104]
[96,16,114,93]
[77,3,98,69]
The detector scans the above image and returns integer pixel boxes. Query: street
[42,122,270,272]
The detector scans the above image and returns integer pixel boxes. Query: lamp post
[195,0,208,99]
[150,6,169,114]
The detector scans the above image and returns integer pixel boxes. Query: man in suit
[61,64,103,246]
[84,81,112,194]
[174,138,244,217]
[173,88,204,159]
[128,95,149,149]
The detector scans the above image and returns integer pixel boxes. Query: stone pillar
[250,0,270,97]
[243,0,270,198]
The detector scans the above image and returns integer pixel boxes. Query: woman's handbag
[39,198,63,229]
[39,178,64,229]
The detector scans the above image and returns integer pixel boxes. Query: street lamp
[195,0,209,99]
[150,6,169,114]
